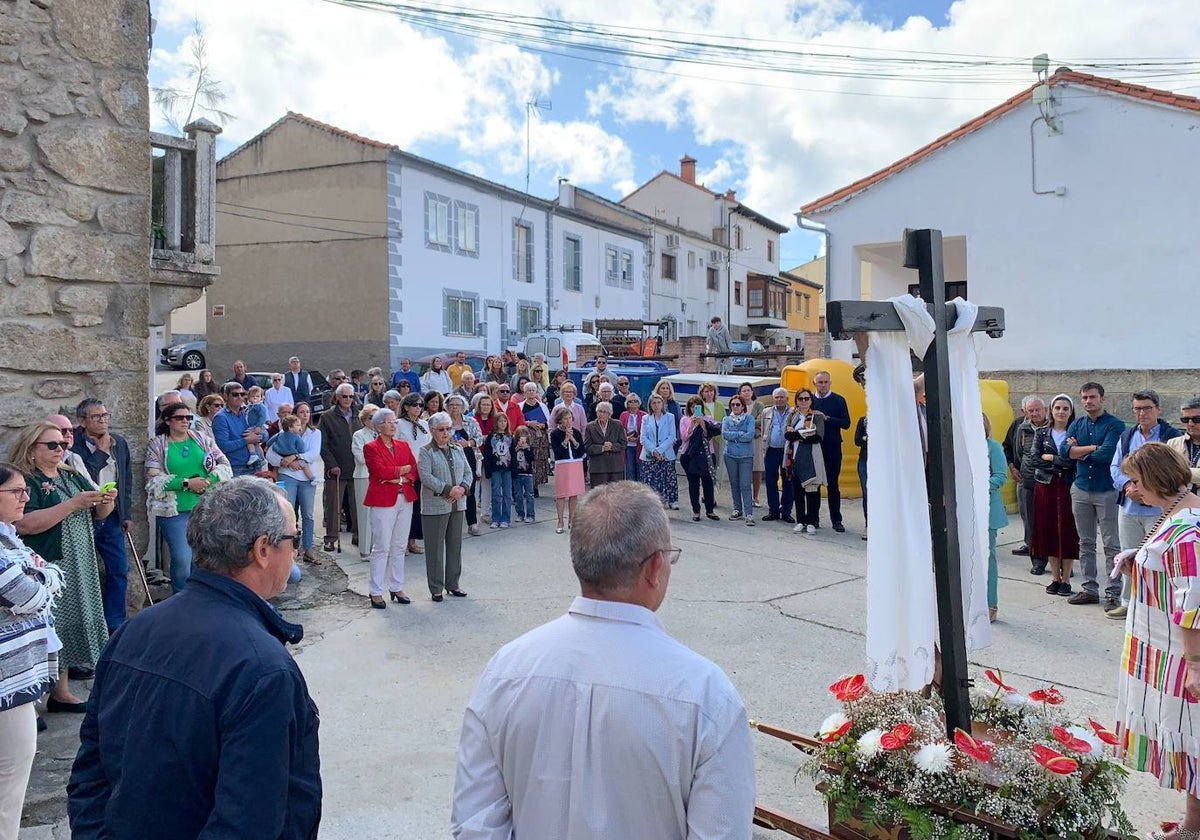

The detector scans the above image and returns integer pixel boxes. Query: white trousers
[368,501,413,596]
[0,703,36,840]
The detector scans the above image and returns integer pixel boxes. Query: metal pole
[904,228,971,738]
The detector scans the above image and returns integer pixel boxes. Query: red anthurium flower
[954,728,994,763]
[1032,744,1079,775]
[984,669,1015,693]
[1051,726,1093,753]
[1028,686,1065,705]
[880,723,914,751]
[829,674,868,702]
[821,719,853,743]
[1088,718,1119,746]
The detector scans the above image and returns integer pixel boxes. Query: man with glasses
[494,384,526,432]
[1060,382,1126,609]
[264,373,293,423]
[1167,396,1200,493]
[321,370,352,412]
[453,481,753,839]
[1106,389,1181,619]
[212,381,266,477]
[319,383,362,553]
[591,353,619,388]
[68,478,322,839]
[283,356,313,406]
[69,399,134,634]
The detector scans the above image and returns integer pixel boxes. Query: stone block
[0,138,31,170]
[55,284,110,316]
[1,190,77,226]
[1146,370,1200,397]
[29,83,73,117]
[55,0,148,70]
[33,378,84,400]
[59,185,96,222]
[69,313,103,327]
[97,196,148,234]
[1,278,53,315]
[27,227,143,282]
[23,107,49,125]
[98,76,144,127]
[35,123,147,194]
[0,396,59,431]
[0,373,26,393]
[4,169,49,195]
[0,91,27,136]
[0,322,142,372]
[5,255,24,285]
[0,219,23,258]
[0,48,17,65]
[73,96,102,118]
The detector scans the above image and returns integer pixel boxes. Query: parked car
[247,370,333,418]
[414,352,489,376]
[731,340,768,370]
[161,339,206,370]
[521,330,603,370]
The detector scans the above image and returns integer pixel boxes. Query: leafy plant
[152,20,234,133]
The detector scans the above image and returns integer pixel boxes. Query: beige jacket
[1166,436,1200,488]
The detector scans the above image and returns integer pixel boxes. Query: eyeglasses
[1132,405,1158,413]
[275,534,301,553]
[229,392,246,398]
[272,378,282,382]
[211,402,225,408]
[498,389,510,394]
[57,427,73,434]
[170,414,195,422]
[36,441,68,451]
[86,413,109,421]
[0,486,31,500]
[641,547,682,566]
[1182,416,1200,424]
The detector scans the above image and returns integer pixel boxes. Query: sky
[148,0,1200,267]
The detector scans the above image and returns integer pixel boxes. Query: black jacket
[67,569,321,839]
[70,430,133,523]
[811,391,850,451]
[1023,426,1076,485]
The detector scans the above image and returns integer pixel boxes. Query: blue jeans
[93,513,129,631]
[763,446,793,516]
[724,455,753,517]
[513,474,535,520]
[158,511,192,594]
[280,475,316,550]
[624,447,639,481]
[858,457,868,524]
[289,563,302,584]
[491,471,513,525]
[231,462,258,478]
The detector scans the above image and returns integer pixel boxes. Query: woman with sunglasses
[8,422,113,713]
[0,460,65,840]
[366,377,387,408]
[194,394,225,437]
[398,394,432,555]
[144,402,232,593]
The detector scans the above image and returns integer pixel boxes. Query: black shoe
[448,588,468,598]
[1055,584,1073,597]
[47,697,88,714]
[68,665,95,681]
[1030,558,1048,575]
[706,512,720,521]
[369,595,386,610]
[36,715,47,733]
[832,522,845,533]
[432,593,444,602]
[693,514,701,521]
[1103,597,1121,612]
[1067,590,1099,605]
[1045,581,1062,595]
[390,591,411,604]
[781,515,796,524]
[762,513,779,522]
[1012,545,1030,556]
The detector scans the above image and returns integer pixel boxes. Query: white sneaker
[500,522,510,529]
[468,525,481,536]
[793,523,805,533]
[806,524,817,534]
[729,510,742,520]
[489,522,500,529]
[525,516,535,524]
[745,518,755,526]
[668,502,679,510]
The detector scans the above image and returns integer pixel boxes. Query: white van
[521,330,602,371]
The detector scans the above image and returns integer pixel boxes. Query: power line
[217,200,387,225]
[216,208,382,237]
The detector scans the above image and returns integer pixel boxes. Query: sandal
[556,525,565,534]
[1147,822,1200,840]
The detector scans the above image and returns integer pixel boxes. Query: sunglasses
[170,414,195,422]
[1182,416,1200,424]
[36,441,69,451]
[229,392,246,397]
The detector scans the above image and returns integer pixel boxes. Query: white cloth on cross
[864,295,991,693]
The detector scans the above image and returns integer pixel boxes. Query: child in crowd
[513,425,535,524]
[266,415,316,484]
[483,412,514,528]
[243,385,269,470]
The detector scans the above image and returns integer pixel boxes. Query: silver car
[160,339,206,370]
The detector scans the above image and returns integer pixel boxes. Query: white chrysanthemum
[1067,726,1103,754]
[856,728,884,759]
[819,712,850,739]
[912,742,953,774]
[1001,691,1034,708]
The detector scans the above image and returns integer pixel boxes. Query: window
[734,224,743,250]
[661,252,676,281]
[513,221,533,282]
[749,288,763,310]
[563,235,582,291]
[455,202,478,254]
[606,246,620,287]
[444,292,477,336]
[907,281,968,300]
[707,266,719,290]
[687,250,695,269]
[767,240,774,262]
[424,192,451,249]
[518,304,540,337]
[620,250,633,289]
[734,280,742,305]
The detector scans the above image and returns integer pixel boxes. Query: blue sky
[148,0,1199,270]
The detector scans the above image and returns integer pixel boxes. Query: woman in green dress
[9,421,114,712]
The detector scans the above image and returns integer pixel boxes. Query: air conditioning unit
[664,234,680,250]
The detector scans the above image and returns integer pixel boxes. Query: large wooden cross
[825,228,1006,738]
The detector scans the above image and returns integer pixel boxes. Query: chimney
[725,189,736,201]
[680,155,696,184]
[558,178,574,208]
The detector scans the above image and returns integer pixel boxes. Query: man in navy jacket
[67,478,321,840]
[811,371,851,532]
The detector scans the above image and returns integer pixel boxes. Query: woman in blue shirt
[722,395,756,525]
[639,393,679,509]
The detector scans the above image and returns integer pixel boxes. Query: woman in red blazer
[363,409,419,608]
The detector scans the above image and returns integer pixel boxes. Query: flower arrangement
[805,670,1133,840]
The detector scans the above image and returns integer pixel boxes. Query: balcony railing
[150,118,221,275]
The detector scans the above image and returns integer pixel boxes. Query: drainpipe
[546,202,555,328]
[794,212,831,357]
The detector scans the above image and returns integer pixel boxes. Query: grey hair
[427,411,452,430]
[772,387,789,398]
[75,397,104,419]
[335,382,355,396]
[1182,395,1200,413]
[594,401,613,414]
[1132,389,1160,407]
[187,478,288,575]
[383,389,403,402]
[445,394,468,409]
[288,356,300,364]
[570,482,669,592]
[1020,394,1045,409]
[371,408,397,428]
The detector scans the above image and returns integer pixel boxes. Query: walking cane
[335,473,343,553]
[125,530,154,607]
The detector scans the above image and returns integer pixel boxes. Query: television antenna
[525,95,552,195]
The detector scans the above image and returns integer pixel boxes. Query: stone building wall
[983,368,1200,426]
[0,0,152,502]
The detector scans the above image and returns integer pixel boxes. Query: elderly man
[760,387,795,524]
[1167,396,1200,492]
[321,370,351,411]
[67,478,321,839]
[267,402,293,437]
[283,355,313,406]
[452,481,755,838]
[811,371,851,532]
[1003,395,1049,573]
[454,371,477,401]
[319,383,362,552]
[212,381,265,477]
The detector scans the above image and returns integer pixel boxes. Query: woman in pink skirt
[549,408,585,534]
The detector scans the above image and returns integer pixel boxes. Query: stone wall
[0,0,152,490]
[982,368,1200,426]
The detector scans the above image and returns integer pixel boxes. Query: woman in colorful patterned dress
[1113,442,1200,840]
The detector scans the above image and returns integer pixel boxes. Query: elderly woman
[679,396,721,521]
[640,393,679,510]
[383,388,404,417]
[447,395,483,537]
[585,401,627,487]
[0,460,64,838]
[619,392,646,481]
[1168,395,1200,493]
[551,381,587,431]
[363,409,418,608]
[421,356,453,396]
[518,381,551,489]
[352,404,380,561]
[265,402,322,566]
[455,371,478,402]
[145,402,231,592]
[10,422,113,713]
[398,393,432,555]
[195,393,225,437]
[418,412,472,602]
[1112,443,1200,840]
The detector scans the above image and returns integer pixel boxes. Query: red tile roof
[799,70,1200,215]
[283,112,396,149]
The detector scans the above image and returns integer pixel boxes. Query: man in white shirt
[263,374,294,423]
[451,481,755,840]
